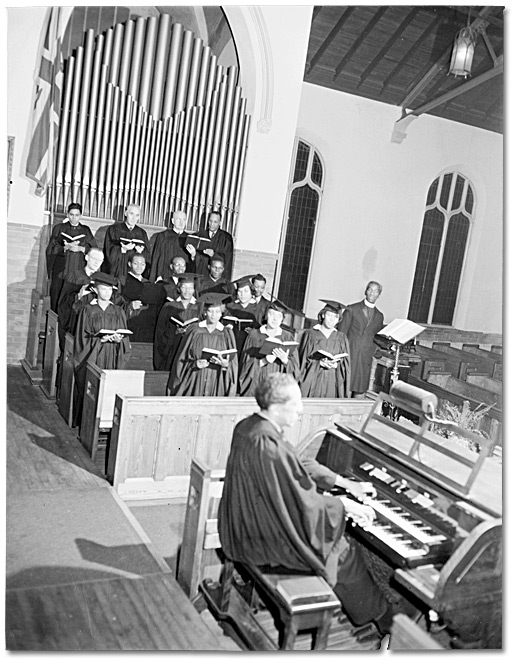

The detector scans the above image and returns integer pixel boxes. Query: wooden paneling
[57,333,75,426]
[41,310,60,399]
[107,396,375,501]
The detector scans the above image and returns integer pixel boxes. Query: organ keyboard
[301,381,502,649]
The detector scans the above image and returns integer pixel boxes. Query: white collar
[199,320,224,331]
[90,299,114,306]
[364,299,376,308]
[176,296,197,305]
[129,273,143,281]
[260,324,283,337]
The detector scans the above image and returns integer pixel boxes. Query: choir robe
[194,227,234,281]
[167,320,238,396]
[156,275,183,301]
[197,275,232,296]
[103,222,151,278]
[238,325,300,397]
[218,413,390,627]
[153,297,201,371]
[149,229,194,282]
[45,220,97,311]
[120,274,166,342]
[337,301,384,393]
[223,300,262,356]
[72,300,131,425]
[299,325,351,398]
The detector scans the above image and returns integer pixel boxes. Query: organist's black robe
[103,222,151,279]
[299,325,351,398]
[238,325,300,397]
[218,413,391,628]
[167,320,237,396]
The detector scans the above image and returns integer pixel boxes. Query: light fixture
[449,11,477,78]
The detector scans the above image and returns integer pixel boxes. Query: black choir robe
[197,275,232,296]
[149,228,194,282]
[337,301,384,393]
[223,299,262,355]
[238,325,300,397]
[120,273,166,342]
[103,222,151,278]
[218,413,390,628]
[298,325,351,398]
[194,227,234,281]
[45,220,97,311]
[153,296,201,371]
[167,320,238,396]
[72,300,131,425]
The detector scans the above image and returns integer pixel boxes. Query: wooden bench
[56,333,75,427]
[178,459,341,650]
[465,371,502,395]
[107,396,375,501]
[426,372,502,411]
[462,343,503,361]
[125,342,154,370]
[389,614,443,650]
[412,344,484,381]
[40,310,60,399]
[431,342,502,381]
[79,361,170,459]
[407,375,502,449]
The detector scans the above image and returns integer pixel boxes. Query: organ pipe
[54,14,251,233]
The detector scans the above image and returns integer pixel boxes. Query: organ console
[300,381,502,649]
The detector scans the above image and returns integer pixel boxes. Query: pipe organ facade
[54,13,251,234]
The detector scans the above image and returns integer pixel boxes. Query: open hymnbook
[201,347,237,360]
[315,349,348,361]
[377,319,425,345]
[96,328,133,336]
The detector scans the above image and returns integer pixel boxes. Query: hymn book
[201,347,237,361]
[275,576,334,607]
[186,234,212,250]
[95,328,133,337]
[170,316,199,327]
[61,232,85,242]
[377,319,426,345]
[258,337,299,356]
[120,237,146,246]
[315,349,349,361]
[222,315,255,328]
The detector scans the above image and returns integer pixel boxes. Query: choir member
[223,276,262,355]
[45,202,97,311]
[103,203,151,278]
[149,210,193,282]
[153,274,202,371]
[299,300,351,398]
[337,282,384,397]
[238,300,299,397]
[120,253,166,342]
[156,255,187,300]
[251,273,272,322]
[56,247,104,348]
[72,272,131,426]
[189,210,234,281]
[197,254,232,295]
[167,292,238,397]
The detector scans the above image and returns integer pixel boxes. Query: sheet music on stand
[378,319,426,346]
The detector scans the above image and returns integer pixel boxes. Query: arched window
[277,139,324,312]
[408,172,474,326]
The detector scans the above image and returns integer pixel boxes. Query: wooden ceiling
[305,5,504,134]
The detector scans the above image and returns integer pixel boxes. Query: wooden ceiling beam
[356,7,420,89]
[306,7,355,76]
[399,6,495,110]
[333,7,388,82]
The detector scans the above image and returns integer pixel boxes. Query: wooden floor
[5,365,239,651]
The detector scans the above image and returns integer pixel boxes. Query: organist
[218,373,395,645]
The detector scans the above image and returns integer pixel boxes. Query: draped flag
[25,7,72,197]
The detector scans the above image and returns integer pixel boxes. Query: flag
[25,7,71,197]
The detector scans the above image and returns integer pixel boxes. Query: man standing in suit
[338,281,384,397]
[191,210,234,281]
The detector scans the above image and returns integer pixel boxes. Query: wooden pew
[426,372,502,411]
[79,361,170,459]
[56,333,75,427]
[410,345,470,380]
[389,614,443,650]
[432,342,502,381]
[465,371,502,395]
[407,375,502,448]
[40,310,60,399]
[415,343,496,380]
[107,396,375,501]
[125,342,154,370]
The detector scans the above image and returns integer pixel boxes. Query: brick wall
[231,249,278,290]
[419,326,502,350]
[7,222,49,364]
